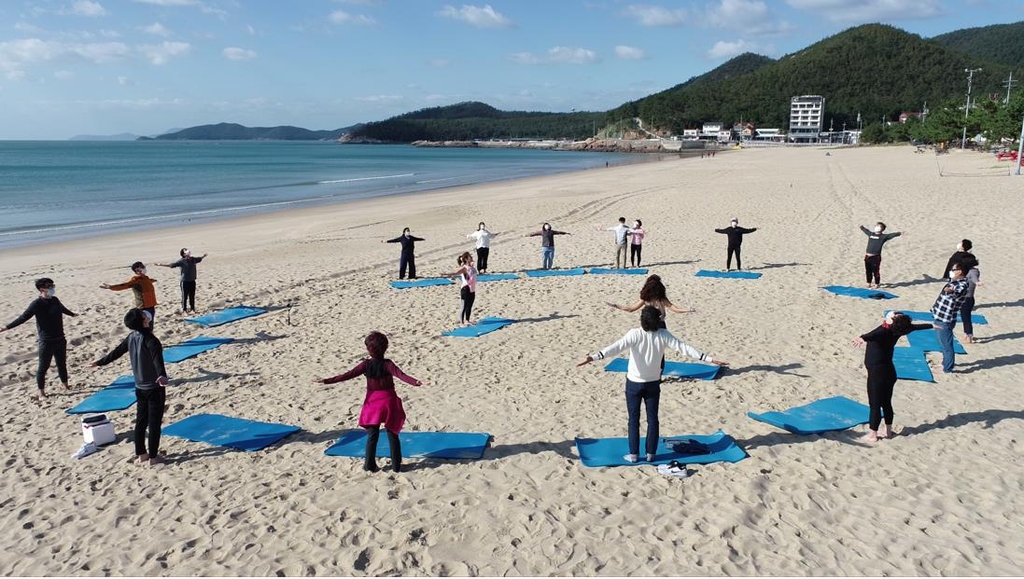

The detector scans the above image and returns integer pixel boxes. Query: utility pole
[1017,114,1023,175]
[1004,73,1017,104]
[963,67,982,149]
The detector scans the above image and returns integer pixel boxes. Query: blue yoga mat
[163,413,300,451]
[184,306,267,328]
[325,430,491,459]
[747,396,869,435]
[893,347,934,382]
[442,316,516,338]
[589,268,649,275]
[390,278,453,289]
[524,268,587,277]
[163,336,234,363]
[603,357,720,381]
[696,270,763,279]
[821,285,898,299]
[906,329,967,354]
[886,309,987,325]
[575,430,746,467]
[66,375,136,414]
[477,273,520,282]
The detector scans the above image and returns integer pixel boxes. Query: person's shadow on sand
[975,297,1024,310]
[902,409,1024,436]
[956,353,1024,373]
[724,362,809,378]
[736,429,870,450]
[884,274,943,288]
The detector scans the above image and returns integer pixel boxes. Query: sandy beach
[1,145,1022,576]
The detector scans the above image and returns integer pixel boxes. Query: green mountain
[932,21,1024,69]
[610,23,1017,132]
[145,122,358,141]
[344,102,606,142]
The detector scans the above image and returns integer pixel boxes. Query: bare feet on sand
[861,430,879,443]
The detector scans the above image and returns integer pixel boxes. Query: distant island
[139,122,360,141]
[69,133,144,141]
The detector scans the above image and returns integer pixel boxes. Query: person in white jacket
[578,306,728,463]
[467,222,499,273]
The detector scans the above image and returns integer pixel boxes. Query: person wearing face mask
[860,221,904,288]
[525,222,571,270]
[156,248,208,314]
[930,260,971,373]
[101,261,158,326]
[714,218,757,271]
[941,239,974,280]
[599,217,635,269]
[629,219,646,267]
[467,222,499,273]
[384,227,425,279]
[1,278,79,398]
[852,311,932,443]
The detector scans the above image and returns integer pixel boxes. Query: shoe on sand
[71,442,98,460]
[657,461,690,478]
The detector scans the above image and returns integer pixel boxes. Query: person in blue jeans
[577,307,727,463]
[930,260,970,373]
[525,223,570,270]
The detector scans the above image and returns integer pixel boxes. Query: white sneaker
[71,442,98,460]
[622,454,639,463]
[657,461,690,478]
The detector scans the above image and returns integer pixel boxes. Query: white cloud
[54,69,75,80]
[0,38,131,73]
[222,46,256,60]
[707,0,767,27]
[510,46,599,65]
[548,46,599,64]
[614,45,645,60]
[65,0,107,16]
[707,39,753,59]
[354,94,404,103]
[117,75,130,85]
[246,24,256,35]
[622,4,687,26]
[132,0,198,5]
[438,4,514,28]
[100,29,121,37]
[14,22,44,34]
[75,42,131,62]
[138,41,190,65]
[429,58,450,67]
[139,23,171,36]
[7,70,27,80]
[328,10,376,25]
[786,0,942,22]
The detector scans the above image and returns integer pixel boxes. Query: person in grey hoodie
[91,308,168,466]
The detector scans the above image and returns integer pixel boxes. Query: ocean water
[0,141,640,249]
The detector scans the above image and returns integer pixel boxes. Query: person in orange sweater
[101,261,158,325]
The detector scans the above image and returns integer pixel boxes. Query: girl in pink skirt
[314,332,425,472]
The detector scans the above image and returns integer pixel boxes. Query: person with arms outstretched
[525,223,570,270]
[1,278,79,398]
[860,222,904,288]
[101,261,158,325]
[467,222,498,273]
[155,248,207,314]
[714,218,757,271]
[384,228,424,279]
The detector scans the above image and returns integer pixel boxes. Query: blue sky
[0,0,1020,139]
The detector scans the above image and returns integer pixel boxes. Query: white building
[789,95,825,143]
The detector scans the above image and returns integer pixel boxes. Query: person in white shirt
[467,222,499,273]
[601,217,635,269]
[577,307,728,463]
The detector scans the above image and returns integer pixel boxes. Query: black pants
[960,296,976,336]
[865,255,882,285]
[364,425,402,472]
[630,244,642,267]
[625,379,661,456]
[476,247,490,272]
[866,364,897,430]
[399,252,417,279]
[727,244,742,270]
[37,339,68,391]
[180,280,197,312]
[459,286,476,323]
[134,387,166,457]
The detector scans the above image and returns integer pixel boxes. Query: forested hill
[609,23,1018,132]
[932,21,1024,70]
[342,103,607,142]
[144,123,356,140]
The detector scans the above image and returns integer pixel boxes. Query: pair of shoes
[71,442,98,460]
[657,461,690,477]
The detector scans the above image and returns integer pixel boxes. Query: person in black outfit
[853,311,931,443]
[1,278,79,398]
[384,227,424,279]
[91,308,169,466]
[860,222,904,288]
[941,239,974,280]
[714,218,757,270]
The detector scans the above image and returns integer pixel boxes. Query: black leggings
[866,364,897,430]
[630,244,642,267]
[364,425,402,472]
[476,247,490,272]
[727,245,742,270]
[865,255,882,285]
[37,339,68,391]
[399,253,416,279]
[134,387,166,457]
[180,280,197,312]
[459,286,476,323]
